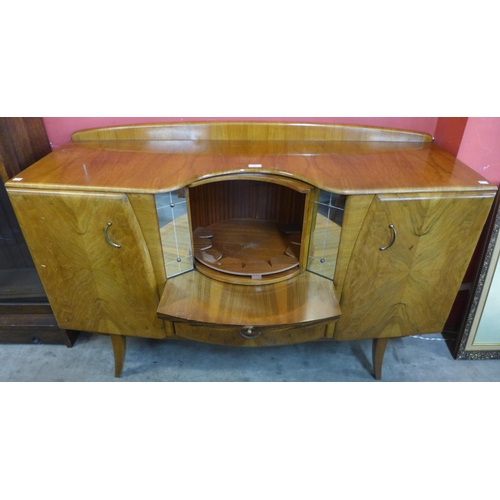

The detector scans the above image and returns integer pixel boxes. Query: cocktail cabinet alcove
[6,122,497,379]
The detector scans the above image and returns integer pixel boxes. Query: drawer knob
[239,326,262,339]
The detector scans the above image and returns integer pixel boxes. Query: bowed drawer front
[174,322,329,347]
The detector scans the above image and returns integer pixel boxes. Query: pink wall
[42,117,438,150]
[457,118,500,187]
[433,118,468,156]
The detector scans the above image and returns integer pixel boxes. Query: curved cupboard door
[334,192,494,340]
[9,190,166,338]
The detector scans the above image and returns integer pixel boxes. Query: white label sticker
[12,177,23,181]
[248,164,262,168]
[478,180,489,184]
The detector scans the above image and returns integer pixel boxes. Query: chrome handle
[239,327,262,339]
[104,222,121,248]
[380,224,396,251]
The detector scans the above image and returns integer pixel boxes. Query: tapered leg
[372,337,389,380]
[110,334,126,377]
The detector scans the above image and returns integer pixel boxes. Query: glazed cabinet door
[334,192,495,340]
[9,190,166,338]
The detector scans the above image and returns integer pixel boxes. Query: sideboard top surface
[5,122,497,195]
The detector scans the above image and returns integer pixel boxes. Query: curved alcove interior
[189,178,306,283]
[193,220,300,277]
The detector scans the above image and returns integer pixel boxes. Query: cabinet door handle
[104,222,121,248]
[239,327,262,339]
[380,224,396,251]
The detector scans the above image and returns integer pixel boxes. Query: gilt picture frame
[456,193,500,359]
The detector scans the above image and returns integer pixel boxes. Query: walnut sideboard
[5,122,497,379]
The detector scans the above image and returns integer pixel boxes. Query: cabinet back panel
[189,180,306,229]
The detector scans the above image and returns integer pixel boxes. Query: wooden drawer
[174,322,328,347]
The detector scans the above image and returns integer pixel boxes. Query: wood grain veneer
[189,179,308,229]
[324,195,374,338]
[9,189,167,338]
[174,321,329,347]
[194,220,299,277]
[127,193,174,336]
[71,122,434,143]
[195,261,300,285]
[157,270,341,327]
[334,191,495,340]
[5,125,495,197]
[333,195,375,295]
[0,118,51,183]
[127,193,167,291]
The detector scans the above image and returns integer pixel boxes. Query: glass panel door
[155,189,193,278]
[307,191,346,280]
